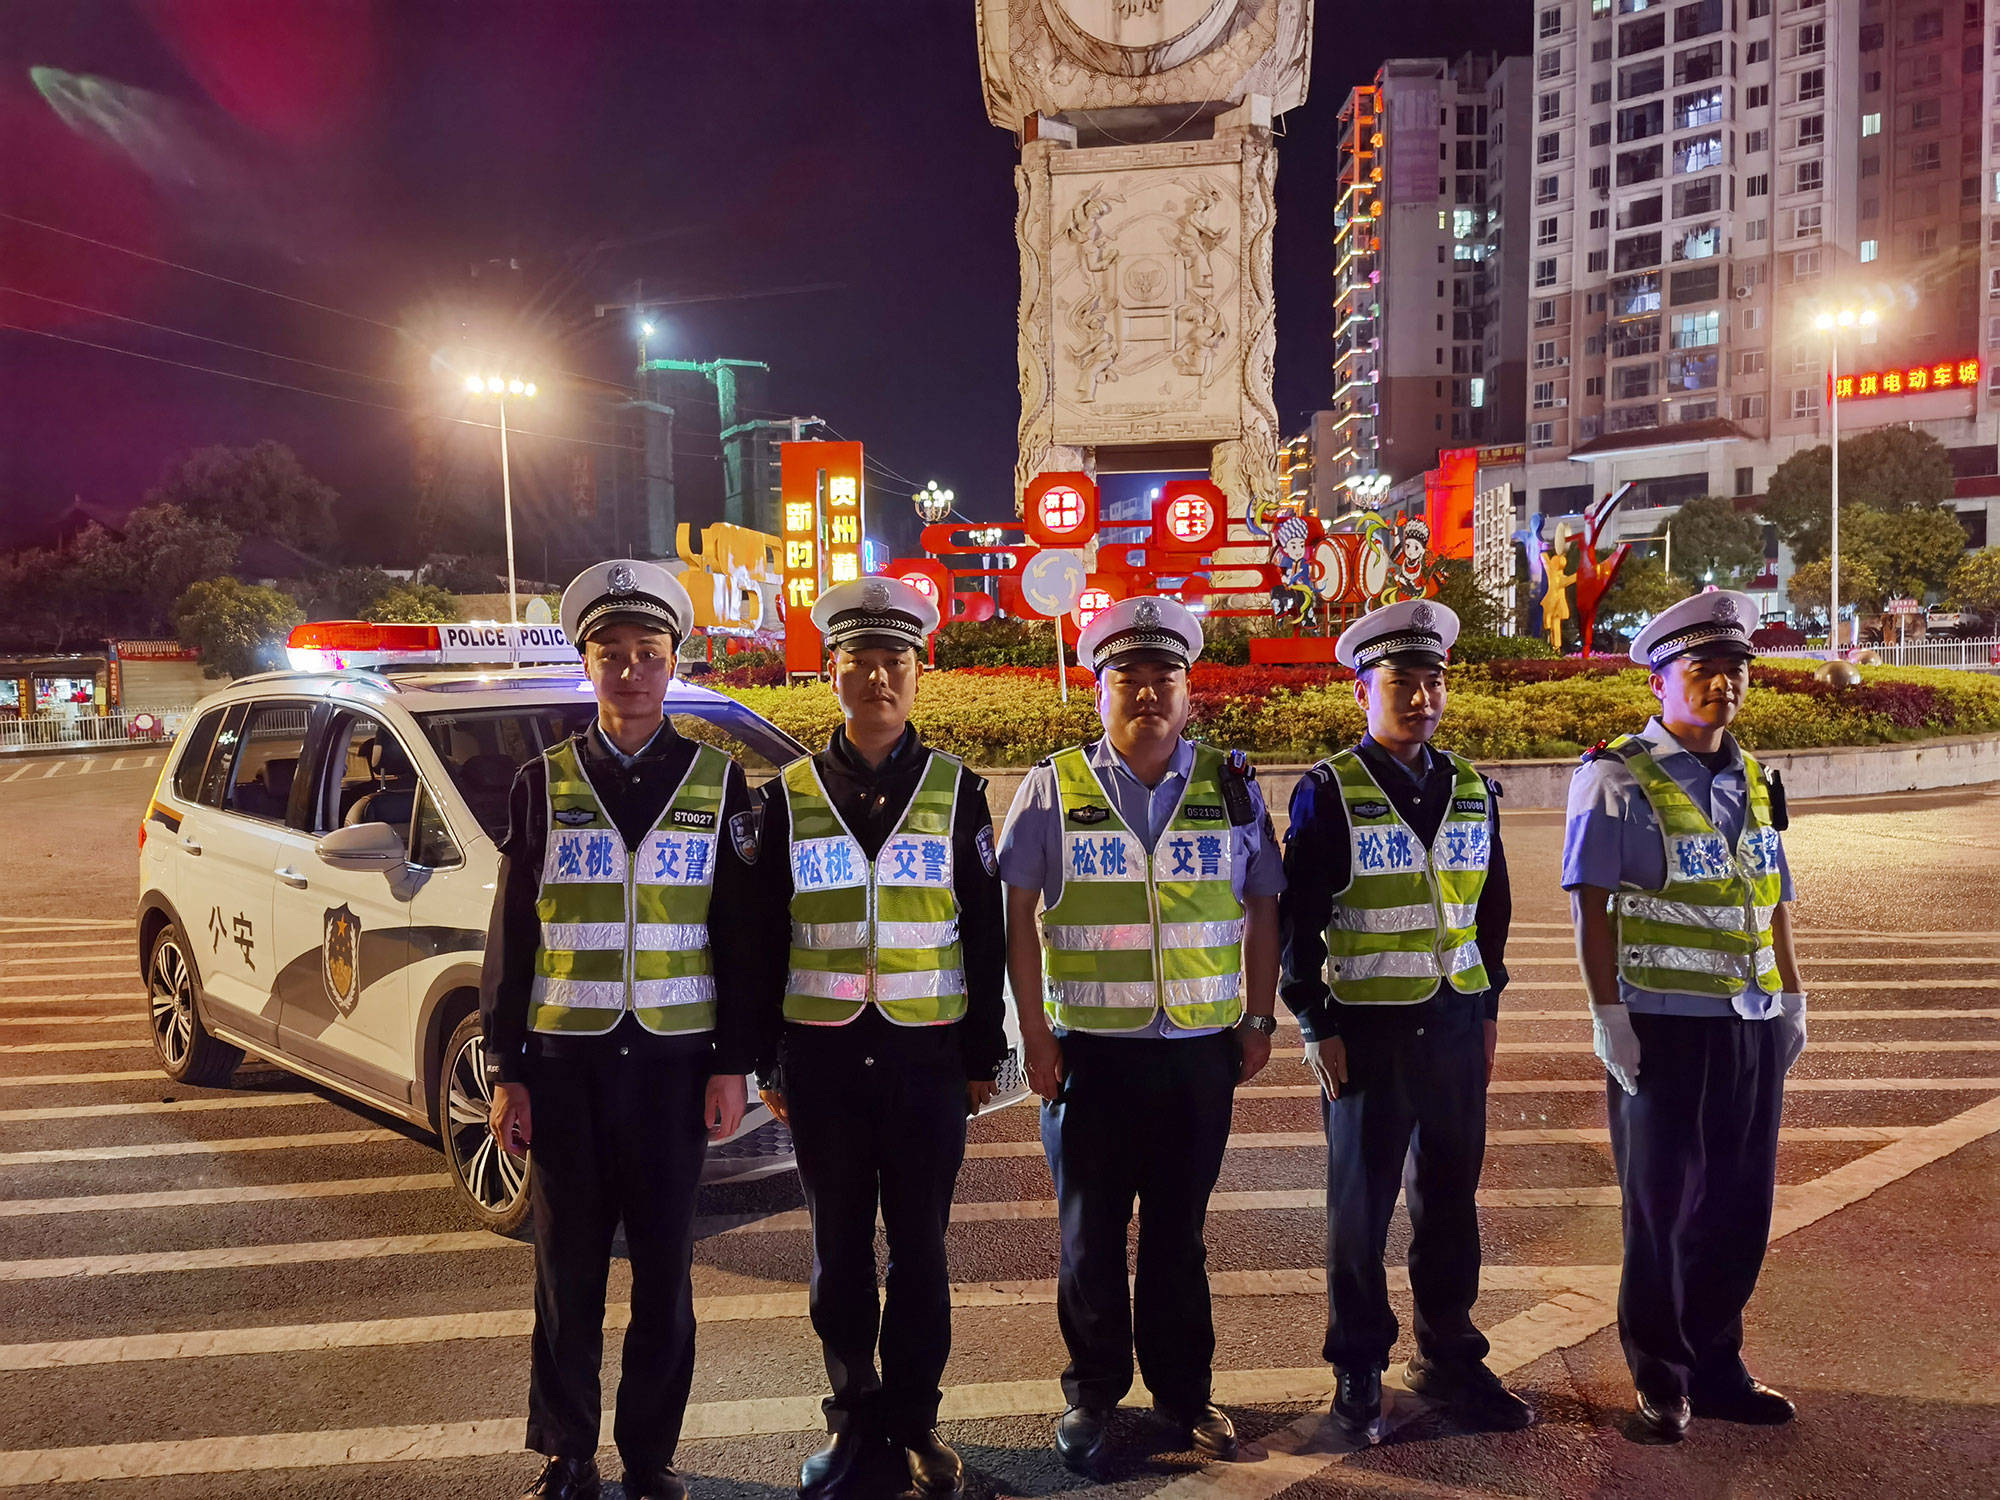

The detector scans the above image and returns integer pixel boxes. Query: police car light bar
[285,621,577,672]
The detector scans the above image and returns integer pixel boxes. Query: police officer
[1563,588,1808,1441]
[1278,599,1531,1443]
[482,559,757,1500]
[997,595,1285,1477]
[746,578,1008,1500]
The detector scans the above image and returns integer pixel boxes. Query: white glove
[1301,1036,1344,1100]
[1592,1003,1641,1095]
[1777,990,1808,1074]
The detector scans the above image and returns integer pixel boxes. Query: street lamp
[461,371,540,626]
[1811,306,1879,654]
[914,481,955,524]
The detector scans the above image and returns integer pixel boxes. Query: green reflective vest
[1608,735,1784,997]
[781,748,967,1027]
[1040,742,1246,1033]
[1324,748,1492,1005]
[529,737,724,1036]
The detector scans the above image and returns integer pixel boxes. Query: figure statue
[1542,527,1577,653]
[1063,192,1121,401]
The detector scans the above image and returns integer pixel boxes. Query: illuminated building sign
[1831,358,1980,402]
[778,440,867,675]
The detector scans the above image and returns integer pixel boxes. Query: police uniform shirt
[1561,715,1796,1018]
[1279,735,1512,1041]
[745,725,1009,1079]
[479,719,762,1083]
[996,736,1287,1038]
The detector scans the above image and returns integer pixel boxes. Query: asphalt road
[1,749,1997,1497]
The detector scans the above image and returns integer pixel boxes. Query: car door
[270,708,426,1105]
[178,699,315,1046]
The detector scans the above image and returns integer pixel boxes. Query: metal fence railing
[0,704,197,755]
[1763,639,2000,670]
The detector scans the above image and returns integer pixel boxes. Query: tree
[1431,558,1508,634]
[300,566,398,619]
[1788,556,1884,621]
[1841,503,1968,601]
[1593,556,1696,635]
[420,554,505,593]
[172,578,305,679]
[1664,495,1765,586]
[1763,427,1955,561]
[1948,547,2000,619]
[120,504,240,628]
[144,441,338,552]
[368,582,462,623]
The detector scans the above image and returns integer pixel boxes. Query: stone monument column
[978,0,1313,529]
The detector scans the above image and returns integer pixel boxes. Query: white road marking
[0,1013,143,1026]
[0,1039,147,1055]
[0,1127,410,1166]
[1508,921,2000,940]
[1494,1008,2000,1023]
[0,1173,449,1218]
[0,1230,522,1283]
[0,765,33,783]
[0,918,132,929]
[1503,954,1999,967]
[0,994,141,1007]
[1266,1040,2000,1058]
[963,1124,1915,1159]
[0,939,130,951]
[0,1091,325,1123]
[1,955,136,968]
[1500,979,2000,992]
[0,1069,165,1089]
[0,1265,1615,1370]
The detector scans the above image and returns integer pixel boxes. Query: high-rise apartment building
[1327,54,1533,492]
[1524,0,1999,518]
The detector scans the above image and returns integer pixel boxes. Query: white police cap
[1077,595,1203,675]
[559,559,694,648]
[1334,597,1461,671]
[1630,588,1759,669]
[811,576,940,654]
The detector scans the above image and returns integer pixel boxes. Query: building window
[1860,238,1878,262]
[1674,132,1723,174]
[1747,0,1770,17]
[1792,248,1821,281]
[1534,340,1559,367]
[1538,216,1560,246]
[1589,208,1609,230]
[1795,205,1822,236]
[1915,226,1940,256]
[1615,363,1658,400]
[1746,172,1768,198]
[1796,114,1823,147]
[1616,232,1664,271]
[1674,0,1724,42]
[1674,42,1723,85]
[1531,421,1555,448]
[1535,257,1558,288]
[1796,160,1823,192]
[1912,142,1941,173]
[1861,153,1880,177]
[1618,58,1664,99]
[1617,145,1665,185]
[1739,394,1766,420]
[1588,250,1609,271]
[1539,49,1562,79]
[1739,350,1767,375]
[1619,14,1667,57]
[1741,262,1765,287]
[1669,265,1721,304]
[1796,68,1824,102]
[1745,218,1767,241]
[1745,128,1769,153]
[1589,122,1612,146]
[1533,381,1557,408]
[1791,388,1820,419]
[1912,9,1943,42]
[1674,177,1720,216]
[1860,22,1883,51]
[1679,399,1718,422]
[1540,7,1562,41]
[1745,83,1769,109]
[1619,100,1665,142]
[1540,92,1563,122]
[1861,112,1881,137]
[1536,299,1558,325]
[1537,175,1561,204]
[1795,22,1824,54]
[1592,80,1612,103]
[1671,310,1721,348]
[1911,98,1941,131]
[1743,306,1765,330]
[1537,132,1562,164]
[1746,39,1770,64]
[1590,165,1611,190]
[1675,86,1724,129]
[1675,223,1721,260]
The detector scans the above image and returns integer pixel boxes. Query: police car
[136,620,1020,1233]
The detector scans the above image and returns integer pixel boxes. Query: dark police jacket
[1278,735,1513,1042]
[479,721,762,1085]
[743,726,1009,1083]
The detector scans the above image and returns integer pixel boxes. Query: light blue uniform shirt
[998,737,1287,1038]
[1561,717,1795,1019]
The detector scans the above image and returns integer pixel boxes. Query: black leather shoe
[1054,1405,1113,1477]
[1154,1401,1238,1459]
[799,1430,882,1499]
[902,1430,965,1497]
[1634,1389,1691,1442]
[1690,1380,1795,1425]
[1332,1367,1383,1444]
[1403,1356,1535,1432]
[619,1466,686,1500]
[523,1456,600,1500]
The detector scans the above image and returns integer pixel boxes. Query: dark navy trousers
[1041,1030,1237,1413]
[782,1021,969,1442]
[1607,1010,1786,1403]
[1321,998,1491,1374]
[525,1045,709,1470]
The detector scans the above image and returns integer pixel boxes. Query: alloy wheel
[445,1032,527,1215]
[148,938,195,1069]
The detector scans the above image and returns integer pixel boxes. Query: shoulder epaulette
[1483,774,1504,799]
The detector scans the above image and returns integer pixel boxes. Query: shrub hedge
[716,658,2000,765]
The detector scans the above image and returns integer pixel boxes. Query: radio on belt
[285,620,578,672]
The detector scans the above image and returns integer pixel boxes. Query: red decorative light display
[1832,358,1980,402]
[1155,480,1225,552]
[1074,587,1113,631]
[1023,471,1098,548]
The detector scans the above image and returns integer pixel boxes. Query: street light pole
[497,395,518,627]
[1827,331,1840,655]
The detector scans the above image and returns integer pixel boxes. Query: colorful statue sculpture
[1541,527,1576,653]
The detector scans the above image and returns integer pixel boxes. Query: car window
[412,704,597,839]
[194,704,248,809]
[318,713,425,840]
[669,712,787,784]
[409,782,463,869]
[170,708,226,802]
[223,703,313,824]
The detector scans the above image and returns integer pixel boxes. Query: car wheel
[439,1010,532,1234]
[146,921,242,1087]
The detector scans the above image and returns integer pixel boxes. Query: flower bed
[715,660,2000,766]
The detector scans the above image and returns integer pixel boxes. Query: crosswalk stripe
[0,1070,160,1090]
[0,1264,1615,1371]
[0,918,129,929]
[963,1124,1915,1159]
[0,1127,409,1166]
[0,940,130,951]
[0,1039,146,1055]
[1501,954,2000,968]
[1492,1008,2000,1023]
[1269,1040,2000,1057]
[0,956,133,968]
[0,1173,450,1218]
[0,1013,142,1026]
[1242,1076,2000,1097]
[1499,979,2000,992]
[0,1091,324,1123]
[0,1230,521,1283]
[0,994,141,1007]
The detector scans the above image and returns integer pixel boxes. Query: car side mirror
[316,821,408,870]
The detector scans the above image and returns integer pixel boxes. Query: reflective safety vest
[782,749,968,1026]
[1040,743,1246,1033]
[1607,736,1783,997]
[1324,748,1491,1004]
[528,738,724,1036]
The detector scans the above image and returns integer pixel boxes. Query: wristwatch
[1239,1014,1278,1036]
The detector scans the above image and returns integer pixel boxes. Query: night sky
[0,1,1527,559]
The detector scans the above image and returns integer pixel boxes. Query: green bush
[172,578,305,678]
[1452,630,1558,664]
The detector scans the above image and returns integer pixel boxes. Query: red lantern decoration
[1154,480,1225,552]
[1023,471,1099,548]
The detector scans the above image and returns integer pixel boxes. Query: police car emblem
[1411,601,1436,630]
[1067,804,1110,825]
[1713,595,1741,625]
[1134,599,1160,627]
[554,807,594,826]
[862,579,891,610]
[607,563,636,594]
[976,823,998,875]
[729,809,761,866]
[321,904,361,1016]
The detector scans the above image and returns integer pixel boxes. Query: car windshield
[413,697,806,839]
